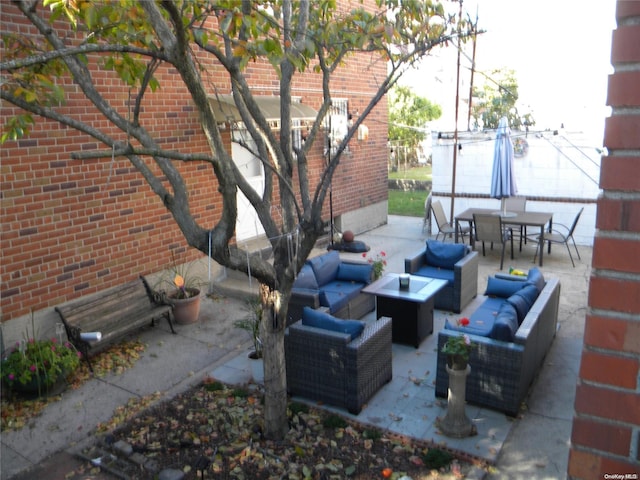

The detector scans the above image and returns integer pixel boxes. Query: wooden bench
[55,276,176,372]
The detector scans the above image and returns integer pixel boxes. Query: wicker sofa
[404,240,479,313]
[435,270,561,416]
[287,250,375,326]
[285,308,393,414]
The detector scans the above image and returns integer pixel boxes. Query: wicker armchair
[404,244,479,313]
[285,317,393,414]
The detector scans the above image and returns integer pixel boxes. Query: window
[326,98,349,157]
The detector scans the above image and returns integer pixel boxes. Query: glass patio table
[454,208,554,266]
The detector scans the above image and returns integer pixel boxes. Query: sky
[401,0,617,143]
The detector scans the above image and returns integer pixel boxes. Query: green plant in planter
[234,296,263,359]
[2,331,81,395]
[441,318,474,369]
[164,249,206,299]
[361,250,387,280]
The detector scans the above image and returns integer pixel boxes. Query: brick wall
[0,2,388,323]
[568,1,640,477]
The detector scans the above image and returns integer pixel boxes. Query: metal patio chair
[422,193,432,234]
[473,213,514,270]
[503,196,527,250]
[534,207,584,267]
[431,200,470,243]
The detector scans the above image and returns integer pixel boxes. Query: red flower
[459,317,470,327]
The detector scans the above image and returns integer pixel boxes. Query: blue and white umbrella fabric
[490,116,517,215]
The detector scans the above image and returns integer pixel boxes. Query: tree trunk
[260,284,289,439]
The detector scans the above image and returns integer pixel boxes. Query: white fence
[431,130,602,246]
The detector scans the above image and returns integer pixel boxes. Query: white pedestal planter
[437,364,477,438]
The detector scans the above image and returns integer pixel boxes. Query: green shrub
[423,448,454,469]
[323,414,348,429]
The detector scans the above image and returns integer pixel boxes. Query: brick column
[567,1,640,478]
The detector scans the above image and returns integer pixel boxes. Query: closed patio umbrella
[490,116,518,216]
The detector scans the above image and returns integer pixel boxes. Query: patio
[1,215,591,480]
[213,214,591,475]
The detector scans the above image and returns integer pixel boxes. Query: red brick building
[568,1,640,477]
[0,3,388,328]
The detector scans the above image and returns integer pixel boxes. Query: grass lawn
[388,189,428,217]
[387,165,431,217]
[388,165,432,181]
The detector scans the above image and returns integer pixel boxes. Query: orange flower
[382,467,393,478]
[174,274,185,288]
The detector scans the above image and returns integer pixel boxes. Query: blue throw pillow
[489,302,519,341]
[301,307,365,341]
[293,264,319,290]
[424,240,466,269]
[527,267,545,293]
[336,262,372,284]
[484,277,526,298]
[307,251,341,286]
[506,284,540,324]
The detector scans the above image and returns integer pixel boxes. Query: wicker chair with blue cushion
[287,251,375,326]
[404,240,479,313]
[285,307,393,414]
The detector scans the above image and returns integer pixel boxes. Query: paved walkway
[1,215,591,479]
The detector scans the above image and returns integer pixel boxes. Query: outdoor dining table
[454,208,554,266]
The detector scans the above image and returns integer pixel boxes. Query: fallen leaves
[1,339,147,432]
[106,380,484,479]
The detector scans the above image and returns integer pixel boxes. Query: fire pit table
[363,273,447,348]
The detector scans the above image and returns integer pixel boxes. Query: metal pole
[450,0,464,223]
[328,114,334,247]
[467,8,478,131]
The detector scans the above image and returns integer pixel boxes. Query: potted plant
[1,333,82,398]
[164,250,205,325]
[362,250,387,280]
[234,297,263,382]
[441,318,473,370]
[234,296,263,360]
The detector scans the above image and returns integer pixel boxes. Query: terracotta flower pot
[171,288,201,324]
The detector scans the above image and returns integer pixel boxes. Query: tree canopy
[470,68,535,130]
[1,0,472,439]
[388,84,441,164]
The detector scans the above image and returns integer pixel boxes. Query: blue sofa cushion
[307,251,341,286]
[445,297,504,338]
[336,262,372,284]
[445,316,493,338]
[414,265,455,286]
[302,306,364,340]
[484,277,526,298]
[489,302,519,341]
[319,281,363,314]
[507,284,540,324]
[293,264,319,290]
[526,267,545,293]
[424,241,466,269]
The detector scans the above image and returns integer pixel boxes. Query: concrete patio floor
[1,215,591,480]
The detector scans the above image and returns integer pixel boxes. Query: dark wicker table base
[375,295,435,348]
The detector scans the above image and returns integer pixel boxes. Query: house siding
[0,2,388,323]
